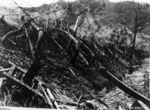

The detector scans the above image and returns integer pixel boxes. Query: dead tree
[116,1,150,58]
[0,1,45,85]
[23,24,44,85]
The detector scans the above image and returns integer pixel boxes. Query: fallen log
[137,100,150,110]
[98,67,150,106]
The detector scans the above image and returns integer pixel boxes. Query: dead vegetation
[0,0,149,110]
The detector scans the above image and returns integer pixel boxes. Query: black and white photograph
[0,0,149,109]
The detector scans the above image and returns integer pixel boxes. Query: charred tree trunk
[130,31,137,59]
[23,53,41,86]
[23,28,44,85]
[130,3,138,59]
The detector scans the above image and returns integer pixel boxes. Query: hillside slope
[0,0,149,109]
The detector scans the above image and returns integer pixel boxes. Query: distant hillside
[0,0,150,35]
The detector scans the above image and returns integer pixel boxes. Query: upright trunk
[130,31,137,59]
[23,53,41,86]
[23,28,44,85]
[133,32,137,50]
[130,4,138,59]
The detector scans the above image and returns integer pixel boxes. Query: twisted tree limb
[0,23,25,42]
[0,0,42,43]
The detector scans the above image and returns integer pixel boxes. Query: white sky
[0,0,76,7]
[0,0,150,7]
[110,0,150,3]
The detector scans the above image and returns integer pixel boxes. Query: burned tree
[0,1,149,109]
[115,1,150,58]
[22,22,44,85]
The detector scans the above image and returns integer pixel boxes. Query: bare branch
[53,28,79,49]
[0,23,25,42]
[73,15,83,32]
[13,0,40,28]
[24,28,35,59]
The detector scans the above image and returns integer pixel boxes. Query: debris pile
[0,1,149,110]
